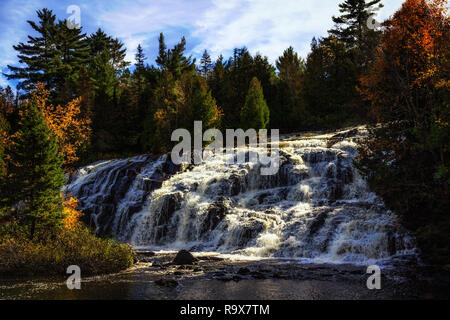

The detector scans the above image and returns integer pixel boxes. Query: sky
[0,0,406,89]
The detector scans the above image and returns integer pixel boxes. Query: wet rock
[307,211,329,236]
[327,129,359,147]
[229,174,243,196]
[233,221,264,247]
[250,271,266,279]
[302,150,336,163]
[237,267,251,275]
[154,278,178,288]
[197,256,224,262]
[137,251,155,257]
[201,198,230,233]
[172,250,198,265]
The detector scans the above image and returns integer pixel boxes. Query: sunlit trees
[32,83,91,167]
[357,0,449,263]
[4,98,65,239]
[62,197,83,230]
[240,77,270,131]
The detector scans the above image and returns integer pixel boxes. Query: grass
[0,221,134,276]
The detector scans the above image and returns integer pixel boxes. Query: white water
[65,128,416,265]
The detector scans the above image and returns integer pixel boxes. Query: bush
[0,221,133,276]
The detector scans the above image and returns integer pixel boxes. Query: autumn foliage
[62,197,83,230]
[32,83,92,166]
[356,0,450,264]
[359,0,449,125]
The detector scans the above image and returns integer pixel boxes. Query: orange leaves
[62,197,83,230]
[359,0,449,123]
[32,83,91,166]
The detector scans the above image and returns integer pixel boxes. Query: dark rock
[250,271,266,279]
[172,250,198,265]
[197,256,224,262]
[217,274,234,282]
[154,278,178,288]
[237,267,251,275]
[307,211,329,236]
[136,251,155,257]
[201,198,229,234]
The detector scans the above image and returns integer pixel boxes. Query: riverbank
[1,251,449,300]
[0,223,134,276]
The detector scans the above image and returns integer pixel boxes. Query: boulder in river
[172,250,198,265]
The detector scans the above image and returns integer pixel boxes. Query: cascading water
[64,127,416,265]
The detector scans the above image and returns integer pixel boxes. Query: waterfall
[64,127,416,265]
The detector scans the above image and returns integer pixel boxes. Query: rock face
[64,154,181,237]
[172,250,198,265]
[64,127,417,265]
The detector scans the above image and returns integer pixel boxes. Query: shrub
[0,221,133,276]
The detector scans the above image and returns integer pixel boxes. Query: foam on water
[65,127,417,265]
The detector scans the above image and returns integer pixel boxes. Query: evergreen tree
[276,47,304,87]
[6,9,90,103]
[110,38,130,74]
[275,47,306,130]
[156,33,195,78]
[181,71,221,131]
[156,33,168,70]
[135,44,147,71]
[53,20,90,104]
[240,77,269,130]
[5,100,65,239]
[329,0,383,48]
[6,9,58,92]
[303,36,358,128]
[329,0,383,69]
[199,50,213,78]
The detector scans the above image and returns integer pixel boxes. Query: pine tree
[53,20,90,104]
[110,38,130,74]
[6,9,58,92]
[329,0,383,70]
[156,33,195,78]
[135,44,147,71]
[6,99,66,239]
[276,47,304,86]
[181,71,221,130]
[156,33,168,70]
[240,77,269,131]
[199,50,213,78]
[275,47,306,130]
[329,0,383,48]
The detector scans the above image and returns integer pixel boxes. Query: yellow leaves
[32,83,92,167]
[62,197,83,230]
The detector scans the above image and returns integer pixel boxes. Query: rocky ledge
[131,250,450,299]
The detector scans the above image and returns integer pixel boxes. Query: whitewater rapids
[64,127,416,265]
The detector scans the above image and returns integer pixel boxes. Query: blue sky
[0,0,405,89]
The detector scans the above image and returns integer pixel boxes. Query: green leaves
[6,99,65,239]
[240,77,270,131]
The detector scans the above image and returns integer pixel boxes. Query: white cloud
[192,0,405,62]
[0,0,406,71]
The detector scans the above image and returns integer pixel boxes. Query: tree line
[2,0,384,163]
